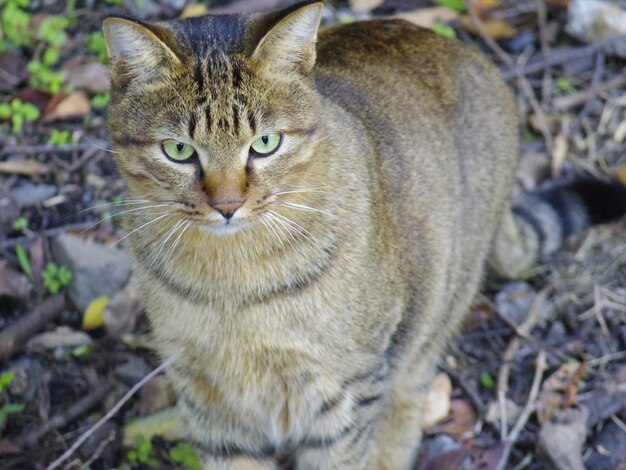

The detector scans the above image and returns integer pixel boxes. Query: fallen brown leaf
[41,91,91,123]
[0,160,49,176]
[461,16,518,39]
[428,399,478,441]
[537,406,588,470]
[349,0,384,12]
[394,7,460,28]
[62,57,110,94]
[0,260,31,299]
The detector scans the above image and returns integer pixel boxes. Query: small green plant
[70,344,93,358]
[12,216,28,233]
[42,263,73,294]
[128,435,158,468]
[433,0,466,12]
[91,93,111,109]
[104,0,124,5]
[0,99,40,134]
[0,371,25,429]
[555,76,576,95]
[480,371,495,389]
[27,60,65,94]
[0,371,15,394]
[0,0,33,52]
[169,442,201,470]
[432,21,457,39]
[49,129,73,146]
[14,244,32,278]
[84,31,108,63]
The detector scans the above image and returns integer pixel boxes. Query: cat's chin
[198,220,250,236]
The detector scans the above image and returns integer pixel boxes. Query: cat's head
[103,1,325,236]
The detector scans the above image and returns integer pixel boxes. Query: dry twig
[46,355,176,470]
[0,295,65,363]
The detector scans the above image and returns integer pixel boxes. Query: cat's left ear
[103,17,183,86]
[250,1,323,79]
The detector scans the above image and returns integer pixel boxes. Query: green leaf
[15,244,32,278]
[2,403,25,414]
[21,103,40,121]
[42,47,60,66]
[480,371,495,389]
[432,0,466,12]
[0,103,11,119]
[12,216,28,232]
[432,21,457,39]
[11,113,23,134]
[170,442,201,470]
[0,371,15,393]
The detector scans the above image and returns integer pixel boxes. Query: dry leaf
[62,57,110,94]
[27,326,93,350]
[551,133,568,174]
[349,0,384,12]
[544,0,569,7]
[123,407,185,446]
[0,160,49,176]
[538,406,588,470]
[83,295,109,330]
[428,399,478,440]
[0,260,31,299]
[41,91,91,123]
[617,165,626,185]
[181,3,209,17]
[422,373,452,428]
[537,361,585,423]
[461,16,518,39]
[395,7,460,28]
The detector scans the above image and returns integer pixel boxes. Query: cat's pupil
[262,135,269,145]
[176,142,184,152]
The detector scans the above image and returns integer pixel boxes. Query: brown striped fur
[103,2,626,468]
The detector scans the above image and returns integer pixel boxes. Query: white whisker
[163,220,192,267]
[149,219,185,270]
[268,210,324,252]
[265,213,305,256]
[113,212,175,246]
[79,203,175,233]
[275,201,336,219]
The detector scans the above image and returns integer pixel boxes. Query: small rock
[12,183,56,208]
[495,281,537,325]
[115,357,150,386]
[52,234,132,311]
[6,358,44,402]
[485,397,521,428]
[567,0,626,58]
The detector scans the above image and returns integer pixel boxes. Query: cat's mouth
[197,218,252,236]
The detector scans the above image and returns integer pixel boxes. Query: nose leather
[211,200,245,219]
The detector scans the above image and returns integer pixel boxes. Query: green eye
[250,133,282,157]
[162,140,196,162]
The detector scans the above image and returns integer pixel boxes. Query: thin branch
[46,355,177,470]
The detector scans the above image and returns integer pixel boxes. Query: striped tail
[489,177,626,279]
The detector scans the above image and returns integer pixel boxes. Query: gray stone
[52,234,132,311]
[12,183,56,208]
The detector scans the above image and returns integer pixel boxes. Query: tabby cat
[103,2,626,468]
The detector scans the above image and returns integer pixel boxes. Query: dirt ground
[0,0,625,469]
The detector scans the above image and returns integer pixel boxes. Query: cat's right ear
[102,17,183,86]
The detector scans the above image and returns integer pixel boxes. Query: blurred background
[0,1,625,469]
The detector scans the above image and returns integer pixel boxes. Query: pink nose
[211,200,245,219]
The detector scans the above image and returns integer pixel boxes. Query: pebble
[52,234,132,311]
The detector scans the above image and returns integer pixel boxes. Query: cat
[102,1,626,468]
